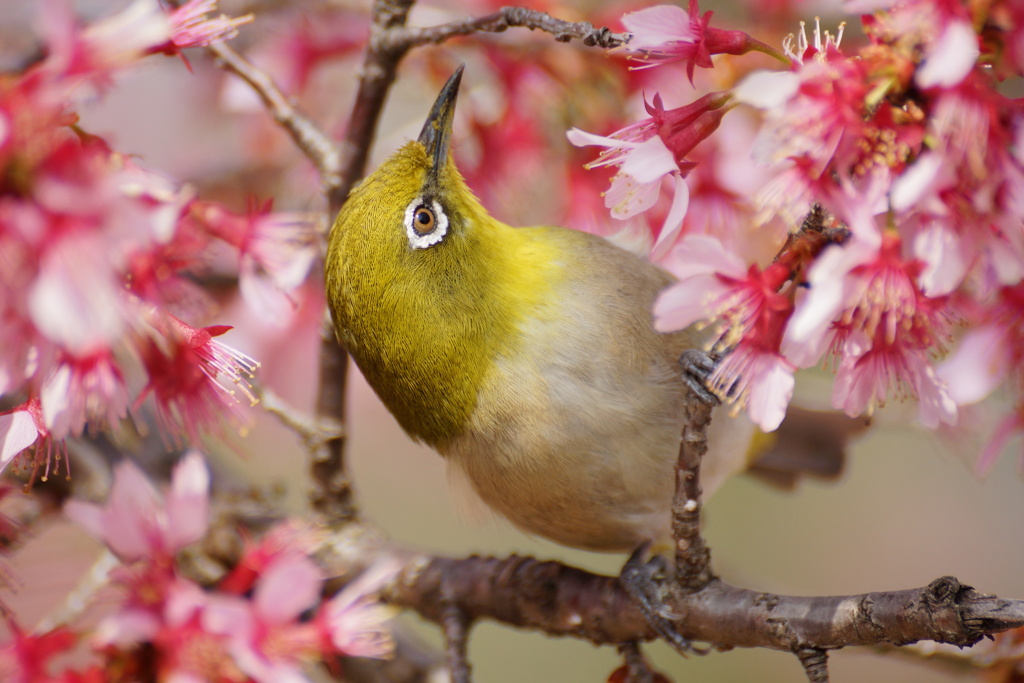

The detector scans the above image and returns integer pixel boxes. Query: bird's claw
[679,349,720,406]
[619,545,709,657]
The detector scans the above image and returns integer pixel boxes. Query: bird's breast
[440,230,693,551]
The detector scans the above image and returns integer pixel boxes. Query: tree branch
[381,6,628,52]
[388,555,1024,655]
[257,384,344,448]
[205,42,343,194]
[673,387,714,589]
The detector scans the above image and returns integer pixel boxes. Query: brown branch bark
[388,554,1024,655]
[380,6,628,51]
[673,388,714,589]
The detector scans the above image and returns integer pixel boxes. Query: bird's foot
[679,349,721,406]
[619,545,709,657]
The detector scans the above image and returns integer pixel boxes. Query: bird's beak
[418,65,464,179]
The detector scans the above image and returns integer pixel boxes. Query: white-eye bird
[326,66,840,553]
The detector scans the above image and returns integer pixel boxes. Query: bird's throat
[335,210,564,448]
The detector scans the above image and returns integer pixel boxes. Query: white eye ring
[404,197,448,249]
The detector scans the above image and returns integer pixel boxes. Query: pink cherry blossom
[939,284,1024,406]
[91,572,241,682]
[653,234,748,332]
[0,399,48,474]
[38,0,171,83]
[782,17,846,65]
[145,578,235,681]
[568,92,733,253]
[0,397,70,483]
[41,0,251,77]
[568,124,677,218]
[738,18,926,228]
[27,233,127,356]
[621,2,762,84]
[39,349,129,440]
[191,200,318,318]
[64,450,209,562]
[708,341,795,432]
[318,561,398,660]
[138,315,259,444]
[916,19,979,89]
[655,235,796,430]
[0,55,255,453]
[783,206,957,427]
[937,283,1024,470]
[203,552,324,683]
[219,521,325,596]
[0,620,80,683]
[160,0,254,54]
[889,76,1024,294]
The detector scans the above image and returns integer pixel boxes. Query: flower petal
[165,450,210,551]
[651,174,691,260]
[937,325,1009,405]
[916,20,979,89]
[254,553,323,624]
[0,411,41,465]
[732,70,800,109]
[622,5,695,51]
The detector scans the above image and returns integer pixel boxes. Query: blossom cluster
[0,1,318,480]
[0,452,395,682]
[570,0,1024,467]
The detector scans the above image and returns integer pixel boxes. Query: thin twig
[257,385,344,448]
[673,382,714,590]
[796,648,830,683]
[441,597,473,683]
[382,6,628,52]
[310,319,355,524]
[205,42,343,194]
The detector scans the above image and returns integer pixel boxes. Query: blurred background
[2,0,1022,681]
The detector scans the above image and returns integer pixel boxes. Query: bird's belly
[441,348,687,552]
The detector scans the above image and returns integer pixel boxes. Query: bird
[325,66,847,553]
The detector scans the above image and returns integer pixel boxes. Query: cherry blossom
[0,398,68,482]
[64,450,209,562]
[137,315,259,445]
[191,200,319,318]
[0,620,83,683]
[938,283,1024,470]
[0,402,45,473]
[318,561,398,660]
[568,92,734,253]
[655,235,796,430]
[783,201,956,427]
[159,0,254,55]
[202,554,396,681]
[621,2,767,84]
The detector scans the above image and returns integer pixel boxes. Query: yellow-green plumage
[327,142,567,446]
[326,68,754,552]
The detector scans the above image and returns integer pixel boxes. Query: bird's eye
[404,197,449,249]
[412,206,436,234]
